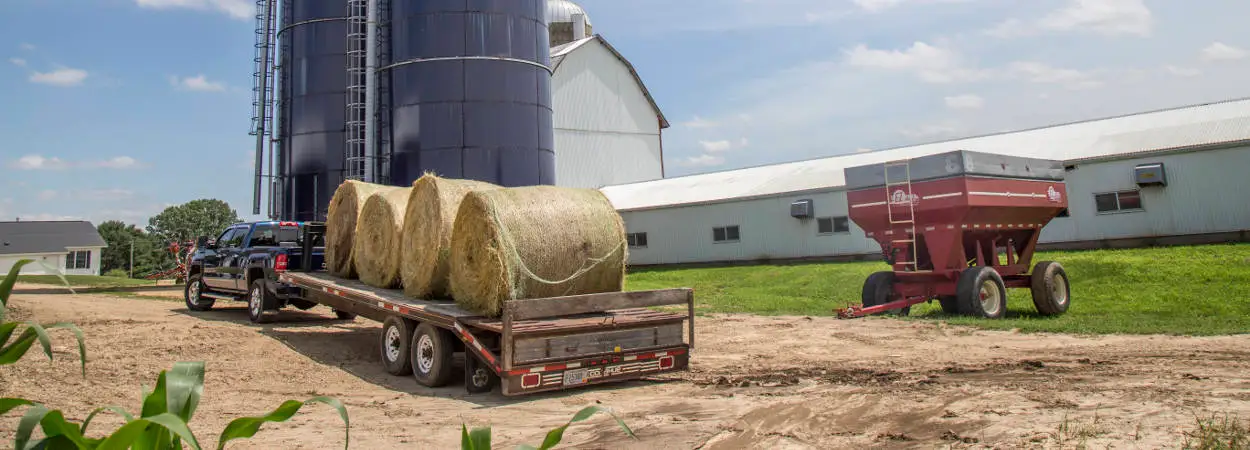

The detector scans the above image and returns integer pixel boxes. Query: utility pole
[129,240,134,278]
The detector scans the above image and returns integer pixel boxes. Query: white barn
[601,98,1250,266]
[0,221,107,276]
[547,2,668,189]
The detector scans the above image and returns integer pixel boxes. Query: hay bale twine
[325,180,400,278]
[449,186,628,317]
[401,174,500,299]
[352,186,414,288]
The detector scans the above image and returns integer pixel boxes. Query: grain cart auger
[835,150,1072,319]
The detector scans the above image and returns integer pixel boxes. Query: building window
[627,232,648,248]
[65,250,91,270]
[1094,190,1143,213]
[713,225,740,243]
[817,216,850,234]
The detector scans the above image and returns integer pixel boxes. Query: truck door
[217,226,249,292]
[201,227,234,289]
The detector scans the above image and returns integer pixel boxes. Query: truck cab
[184,221,347,323]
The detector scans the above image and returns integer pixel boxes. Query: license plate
[562,368,588,386]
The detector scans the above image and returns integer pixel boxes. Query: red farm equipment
[836,150,1072,319]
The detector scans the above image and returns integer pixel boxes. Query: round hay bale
[448,186,628,317]
[353,186,414,288]
[325,180,399,278]
[401,174,500,299]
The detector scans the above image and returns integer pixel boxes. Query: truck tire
[379,316,414,376]
[1030,261,1071,316]
[410,323,455,388]
[184,274,214,312]
[956,266,1007,319]
[247,279,276,324]
[862,271,909,316]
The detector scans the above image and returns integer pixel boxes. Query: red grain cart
[837,150,1072,319]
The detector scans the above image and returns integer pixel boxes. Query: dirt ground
[2,289,1249,449]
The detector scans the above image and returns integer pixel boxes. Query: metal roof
[0,221,107,255]
[601,97,1250,211]
[547,0,593,27]
[551,34,670,129]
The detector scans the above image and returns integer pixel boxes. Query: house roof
[0,221,107,255]
[551,34,670,129]
[600,97,1250,212]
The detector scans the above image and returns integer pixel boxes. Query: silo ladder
[883,160,919,270]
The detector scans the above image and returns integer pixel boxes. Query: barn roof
[600,97,1250,212]
[552,34,670,129]
[0,221,107,255]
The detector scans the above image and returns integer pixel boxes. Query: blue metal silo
[275,0,349,221]
[382,0,556,187]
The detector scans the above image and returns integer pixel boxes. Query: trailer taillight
[275,254,288,272]
[659,356,675,370]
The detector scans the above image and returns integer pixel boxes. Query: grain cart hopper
[836,150,1072,319]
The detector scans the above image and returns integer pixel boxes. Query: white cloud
[698,140,733,153]
[844,42,991,83]
[680,154,726,167]
[19,43,35,51]
[13,213,84,222]
[82,189,136,201]
[681,116,720,128]
[901,124,961,139]
[1201,42,1247,62]
[852,0,974,12]
[170,74,227,92]
[1038,0,1153,36]
[29,68,88,87]
[944,94,985,110]
[1008,61,1103,89]
[96,156,141,169]
[1164,65,1201,77]
[37,190,58,201]
[134,0,252,20]
[11,155,68,170]
[9,58,26,67]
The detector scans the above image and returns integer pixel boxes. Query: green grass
[626,243,1250,336]
[17,274,158,287]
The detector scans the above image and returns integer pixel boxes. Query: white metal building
[547,2,669,189]
[0,221,107,276]
[601,98,1250,266]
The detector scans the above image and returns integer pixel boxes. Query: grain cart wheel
[379,316,413,376]
[184,274,214,312]
[862,271,909,316]
[247,279,276,324]
[1030,261,1071,316]
[937,296,959,315]
[956,267,1007,319]
[410,323,455,388]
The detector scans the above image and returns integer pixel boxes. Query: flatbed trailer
[276,225,694,396]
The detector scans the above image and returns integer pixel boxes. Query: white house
[0,221,107,276]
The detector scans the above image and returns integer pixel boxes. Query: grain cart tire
[862,271,909,316]
[1030,261,1070,316]
[379,316,414,376]
[247,279,276,324]
[937,295,959,314]
[184,274,214,312]
[410,323,455,387]
[956,266,1007,319]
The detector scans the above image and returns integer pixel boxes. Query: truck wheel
[184,274,214,312]
[410,323,455,388]
[862,271,909,316]
[937,295,959,315]
[379,316,414,376]
[334,309,357,320]
[956,266,1007,319]
[1030,261,1070,316]
[464,353,497,394]
[247,279,276,324]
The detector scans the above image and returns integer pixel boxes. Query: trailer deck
[277,271,694,396]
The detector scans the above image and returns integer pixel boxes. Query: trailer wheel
[410,323,455,388]
[464,353,498,394]
[247,279,276,324]
[862,271,909,316]
[379,316,413,376]
[1030,261,1070,316]
[956,266,1006,319]
[334,309,358,320]
[937,295,959,315]
[184,274,214,312]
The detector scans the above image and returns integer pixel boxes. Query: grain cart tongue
[837,150,1072,319]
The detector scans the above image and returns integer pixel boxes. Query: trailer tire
[379,316,413,376]
[1030,261,1070,316]
[956,266,1006,319]
[464,353,498,394]
[247,279,276,324]
[937,295,959,315]
[862,271,909,316]
[334,309,357,320]
[411,323,455,388]
[184,274,214,312]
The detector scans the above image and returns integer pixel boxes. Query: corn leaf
[96,413,202,450]
[0,322,87,377]
[0,322,18,348]
[533,406,636,450]
[15,404,50,450]
[216,396,350,450]
[165,361,205,422]
[43,323,86,377]
[0,398,34,417]
[0,259,31,309]
[36,409,91,449]
[0,329,38,366]
[81,406,135,436]
[461,425,492,450]
[135,369,173,449]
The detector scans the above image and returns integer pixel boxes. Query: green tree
[97,221,144,274]
[146,200,241,244]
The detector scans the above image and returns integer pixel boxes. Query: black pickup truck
[183,221,353,323]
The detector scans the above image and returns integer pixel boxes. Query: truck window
[248,224,301,247]
[222,227,247,248]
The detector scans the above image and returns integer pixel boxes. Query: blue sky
[2,0,1248,226]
